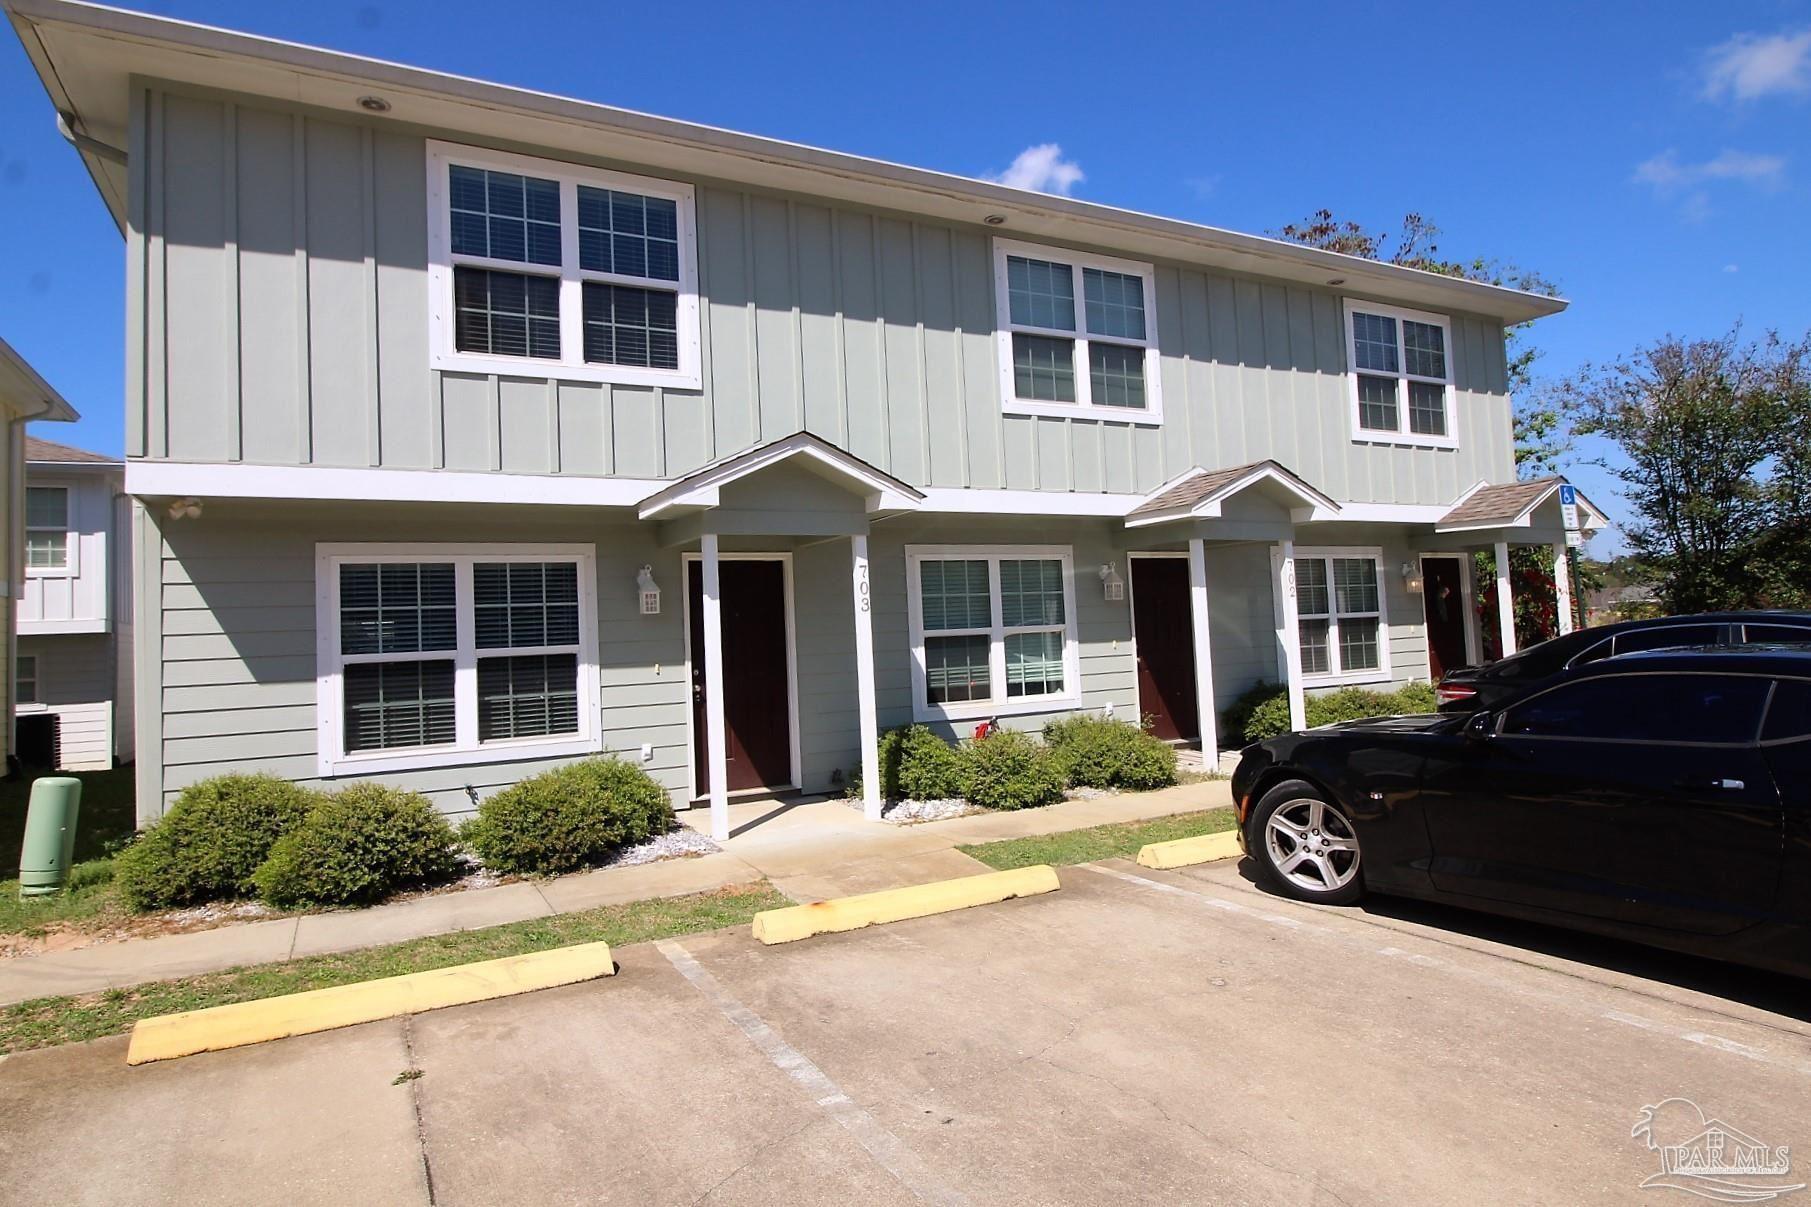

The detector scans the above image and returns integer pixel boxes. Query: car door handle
[1677,777,1745,791]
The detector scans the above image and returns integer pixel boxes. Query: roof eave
[6,0,1567,325]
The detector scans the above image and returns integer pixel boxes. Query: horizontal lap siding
[138,87,1515,507]
[150,506,691,819]
[18,634,119,771]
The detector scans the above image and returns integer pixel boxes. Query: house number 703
[856,563,870,613]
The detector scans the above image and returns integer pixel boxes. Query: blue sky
[4,1,1809,554]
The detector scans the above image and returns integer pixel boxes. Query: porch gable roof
[635,431,924,520]
[1435,476,1608,533]
[1123,460,1340,529]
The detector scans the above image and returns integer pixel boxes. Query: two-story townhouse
[15,436,132,771]
[8,1,1606,838]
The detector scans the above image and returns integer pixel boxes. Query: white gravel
[845,796,983,825]
[164,900,280,925]
[594,827,722,867]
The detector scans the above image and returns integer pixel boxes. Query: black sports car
[1433,610,1811,712]
[1232,647,1811,978]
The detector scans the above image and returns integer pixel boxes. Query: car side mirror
[1463,711,1495,741]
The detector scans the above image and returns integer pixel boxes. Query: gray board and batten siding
[130,84,1515,506]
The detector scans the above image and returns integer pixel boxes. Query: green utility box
[19,777,82,898]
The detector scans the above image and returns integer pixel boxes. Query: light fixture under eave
[1327,277,1346,286]
[167,497,203,521]
[1098,562,1125,602]
[1400,561,1423,594]
[357,95,392,113]
[983,214,1007,226]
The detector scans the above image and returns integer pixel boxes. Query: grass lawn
[0,881,789,1055]
[959,807,1238,871]
[0,766,138,938]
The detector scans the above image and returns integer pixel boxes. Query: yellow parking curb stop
[752,865,1060,945]
[1135,829,1243,870]
[126,940,616,1065]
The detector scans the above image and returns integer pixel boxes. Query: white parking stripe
[1076,863,1811,1079]
[657,939,968,1207]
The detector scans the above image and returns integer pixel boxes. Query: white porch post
[1552,542,1574,636]
[1494,539,1517,658]
[1270,540,1306,732]
[1187,539,1219,762]
[701,533,730,842]
[851,534,882,821]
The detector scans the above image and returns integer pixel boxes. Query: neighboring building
[15,437,131,771]
[8,1,1607,837]
[0,338,80,772]
[1586,584,1659,625]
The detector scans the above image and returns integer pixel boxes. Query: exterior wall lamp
[637,565,661,615]
[1401,561,1424,594]
[1098,562,1125,602]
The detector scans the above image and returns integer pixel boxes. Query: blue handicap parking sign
[1558,484,1576,506]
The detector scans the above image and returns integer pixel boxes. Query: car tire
[1246,779,1365,906]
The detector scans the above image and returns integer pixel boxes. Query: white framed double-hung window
[992,238,1163,425]
[1294,547,1391,685]
[1342,299,1457,449]
[24,486,73,576]
[906,545,1081,721]
[315,544,600,776]
[426,141,701,389]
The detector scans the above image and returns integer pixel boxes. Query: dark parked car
[1232,647,1811,978]
[1434,611,1811,711]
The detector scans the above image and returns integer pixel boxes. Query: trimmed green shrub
[253,783,459,908]
[1223,681,1438,745]
[959,729,1067,811]
[853,725,967,802]
[460,757,674,876]
[894,725,966,800]
[114,773,319,911]
[1043,715,1178,791]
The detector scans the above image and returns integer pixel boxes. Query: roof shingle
[1437,477,1560,527]
[24,436,117,465]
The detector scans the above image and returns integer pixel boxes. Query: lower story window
[318,546,598,775]
[1295,550,1387,681]
[15,655,36,706]
[909,547,1078,718]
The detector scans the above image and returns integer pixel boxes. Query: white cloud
[988,144,1084,195]
[1723,263,1740,273]
[1186,174,1223,200]
[1702,29,1811,101]
[1633,148,1786,190]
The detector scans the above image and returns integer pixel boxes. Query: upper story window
[1294,547,1391,685]
[315,544,600,777]
[992,239,1163,426]
[427,142,701,389]
[25,486,71,575]
[1342,300,1456,450]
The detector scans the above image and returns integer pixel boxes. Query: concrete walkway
[0,781,1229,1006]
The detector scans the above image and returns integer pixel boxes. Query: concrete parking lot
[3,856,1808,1206]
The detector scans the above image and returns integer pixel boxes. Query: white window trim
[906,544,1082,722]
[24,485,76,578]
[1342,298,1458,450]
[992,237,1164,426]
[1294,546,1393,686]
[425,141,702,389]
[315,543,601,777]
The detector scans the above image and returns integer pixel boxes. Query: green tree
[1560,327,1811,611]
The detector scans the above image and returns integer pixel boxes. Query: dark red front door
[689,560,792,795]
[1422,558,1469,681]
[1131,558,1199,742]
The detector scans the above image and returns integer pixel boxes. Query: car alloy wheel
[1263,797,1361,894]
